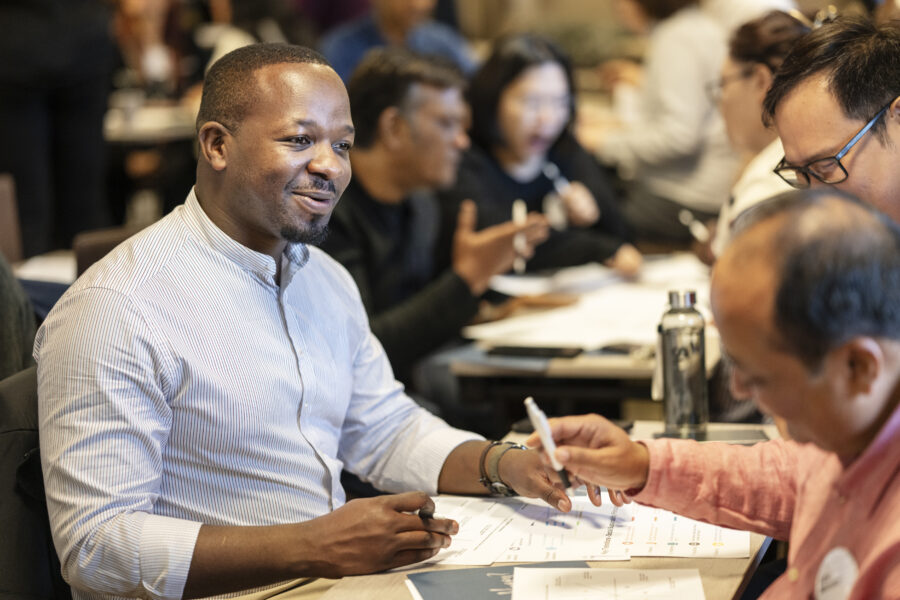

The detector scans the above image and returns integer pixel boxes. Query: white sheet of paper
[498,497,632,562]
[426,496,632,566]
[426,496,524,565]
[489,263,620,297]
[620,504,750,558]
[465,254,711,350]
[13,250,77,284]
[511,567,706,600]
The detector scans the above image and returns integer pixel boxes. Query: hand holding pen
[297,491,459,576]
[524,397,571,489]
[452,199,549,294]
[524,411,649,507]
[543,162,600,228]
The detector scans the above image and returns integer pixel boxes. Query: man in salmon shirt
[529,189,900,599]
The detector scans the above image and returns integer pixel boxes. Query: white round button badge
[815,546,858,600]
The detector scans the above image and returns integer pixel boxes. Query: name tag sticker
[815,546,858,600]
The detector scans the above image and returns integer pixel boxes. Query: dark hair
[346,47,465,149]
[731,188,900,369]
[762,16,900,140]
[632,0,698,21]
[729,10,810,73]
[467,33,575,152]
[197,43,330,132]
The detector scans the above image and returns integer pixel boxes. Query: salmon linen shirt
[634,404,900,599]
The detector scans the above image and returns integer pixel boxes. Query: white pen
[512,199,527,274]
[678,209,711,244]
[524,396,571,489]
[542,161,570,196]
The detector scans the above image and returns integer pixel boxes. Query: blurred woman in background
[706,10,810,259]
[593,0,739,246]
[439,33,642,277]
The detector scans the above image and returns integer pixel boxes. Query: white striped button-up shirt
[34,189,478,600]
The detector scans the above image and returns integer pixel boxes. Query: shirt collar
[182,188,309,285]
[835,399,900,515]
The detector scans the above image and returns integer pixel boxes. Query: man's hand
[496,448,572,512]
[185,492,457,597]
[453,199,549,295]
[558,181,600,227]
[691,218,719,266]
[294,492,457,578]
[524,414,650,505]
[605,243,643,278]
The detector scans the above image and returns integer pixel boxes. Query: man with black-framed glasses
[762,16,900,221]
[773,102,893,188]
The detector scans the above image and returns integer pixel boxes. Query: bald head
[714,190,900,370]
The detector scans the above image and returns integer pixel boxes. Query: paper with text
[427,496,630,566]
[619,504,750,558]
[427,497,523,565]
[497,497,631,562]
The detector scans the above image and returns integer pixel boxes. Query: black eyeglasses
[774,101,893,189]
[705,68,753,104]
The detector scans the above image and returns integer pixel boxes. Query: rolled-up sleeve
[35,287,201,599]
[634,438,801,541]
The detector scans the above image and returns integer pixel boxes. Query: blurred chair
[0,366,71,599]
[0,173,23,264]
[72,225,143,277]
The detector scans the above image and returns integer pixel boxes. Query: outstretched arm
[527,414,799,539]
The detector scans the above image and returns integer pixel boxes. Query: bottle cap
[683,290,697,308]
[667,290,682,308]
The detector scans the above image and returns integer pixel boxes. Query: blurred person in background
[696,10,811,426]
[108,0,208,222]
[592,0,740,246]
[703,10,810,262]
[203,0,294,68]
[0,0,115,257]
[439,33,642,277]
[318,0,475,82]
[321,48,548,392]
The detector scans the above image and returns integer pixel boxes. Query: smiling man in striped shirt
[34,43,570,600]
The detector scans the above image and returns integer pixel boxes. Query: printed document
[619,504,749,558]
[496,497,631,562]
[425,496,748,566]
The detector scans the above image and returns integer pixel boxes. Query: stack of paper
[424,495,748,567]
[465,253,712,350]
[405,495,744,600]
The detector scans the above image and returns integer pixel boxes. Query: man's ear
[198,122,231,171]
[888,96,900,128]
[837,337,885,396]
[378,106,409,151]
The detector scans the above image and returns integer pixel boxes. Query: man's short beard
[281,223,329,246]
